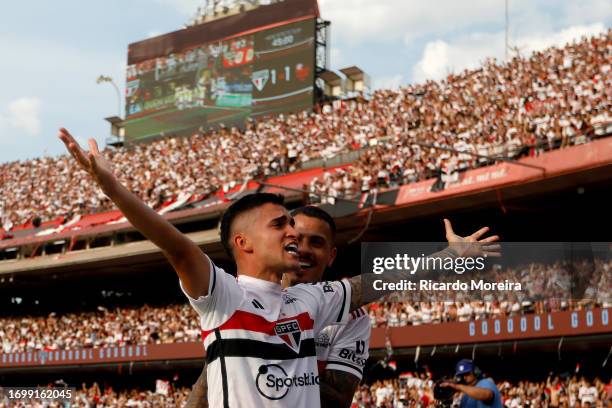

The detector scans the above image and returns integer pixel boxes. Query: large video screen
[124,18,315,142]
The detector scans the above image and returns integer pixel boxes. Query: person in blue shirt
[442,359,503,408]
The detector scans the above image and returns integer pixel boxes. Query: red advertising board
[396,137,612,206]
[370,308,611,348]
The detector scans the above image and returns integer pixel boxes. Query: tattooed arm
[320,369,361,408]
[348,220,499,310]
[184,364,208,408]
[347,247,457,310]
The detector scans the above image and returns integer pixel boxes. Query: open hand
[58,128,116,192]
[443,219,500,258]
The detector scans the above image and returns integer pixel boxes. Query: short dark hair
[220,193,285,259]
[291,205,336,240]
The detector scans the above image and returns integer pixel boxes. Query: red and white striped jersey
[315,307,371,380]
[181,258,352,408]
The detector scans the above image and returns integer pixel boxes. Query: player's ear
[234,233,254,254]
[327,246,337,268]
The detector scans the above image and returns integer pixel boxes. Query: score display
[123,18,315,142]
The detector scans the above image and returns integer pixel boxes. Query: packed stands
[0,383,192,407]
[2,31,610,231]
[1,259,608,353]
[371,258,611,327]
[0,300,600,353]
[0,375,608,407]
[352,375,611,407]
[366,298,604,328]
[0,300,604,353]
[0,304,201,354]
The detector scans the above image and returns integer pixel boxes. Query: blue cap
[455,359,475,376]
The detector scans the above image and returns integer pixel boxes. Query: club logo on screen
[252,69,269,91]
[274,320,302,353]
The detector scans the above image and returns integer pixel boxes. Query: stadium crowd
[0,304,201,354]
[1,259,608,354]
[352,374,611,407]
[0,299,588,353]
[0,382,192,407]
[1,374,609,407]
[371,259,611,327]
[2,31,610,230]
[310,30,612,203]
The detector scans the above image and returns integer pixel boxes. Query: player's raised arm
[58,128,210,298]
[347,219,500,310]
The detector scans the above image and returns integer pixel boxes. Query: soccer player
[287,206,371,408]
[59,128,498,408]
[185,205,371,408]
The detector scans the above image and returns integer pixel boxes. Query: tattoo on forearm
[320,369,360,408]
[349,275,363,312]
[349,248,458,310]
[184,364,208,408]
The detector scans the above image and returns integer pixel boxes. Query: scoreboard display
[123,18,316,142]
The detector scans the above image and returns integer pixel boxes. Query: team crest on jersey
[275,320,302,353]
[315,332,330,349]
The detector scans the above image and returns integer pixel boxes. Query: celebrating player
[185,205,371,408]
[59,128,498,408]
[287,206,371,408]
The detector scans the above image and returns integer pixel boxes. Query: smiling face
[285,213,337,286]
[230,203,300,277]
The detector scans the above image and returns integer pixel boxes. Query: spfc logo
[252,69,269,91]
[275,320,302,353]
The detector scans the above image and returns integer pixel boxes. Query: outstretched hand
[58,128,116,192]
[443,218,500,258]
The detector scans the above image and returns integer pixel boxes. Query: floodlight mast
[96,75,121,118]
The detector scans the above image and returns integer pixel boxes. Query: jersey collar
[237,274,282,292]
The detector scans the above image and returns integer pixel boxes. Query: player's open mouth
[284,243,299,257]
[299,260,315,270]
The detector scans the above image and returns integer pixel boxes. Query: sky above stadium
[0,0,609,163]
